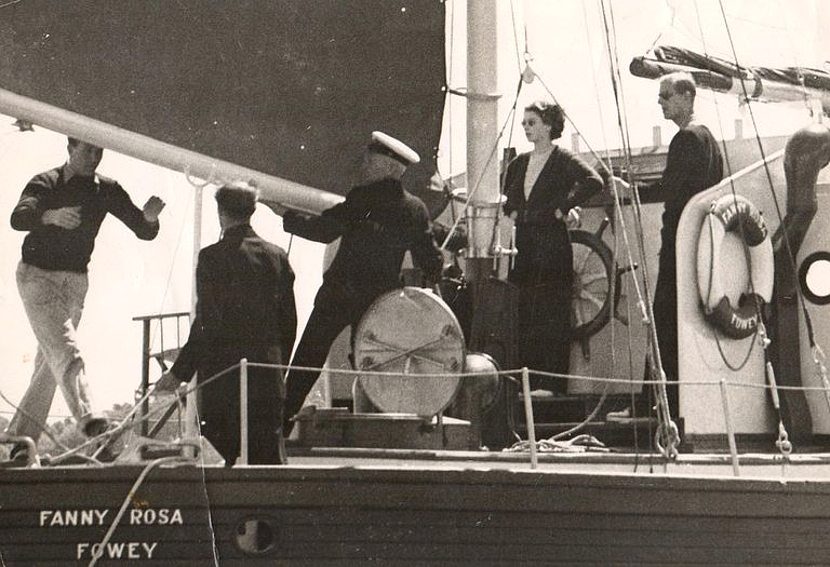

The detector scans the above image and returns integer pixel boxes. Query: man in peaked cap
[157,181,297,465]
[282,131,443,435]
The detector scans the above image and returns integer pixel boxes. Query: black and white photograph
[2,1,830,564]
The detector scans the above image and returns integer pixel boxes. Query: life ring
[696,194,774,339]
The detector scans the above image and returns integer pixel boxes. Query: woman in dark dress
[503,101,603,392]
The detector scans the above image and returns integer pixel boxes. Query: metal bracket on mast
[447,88,501,101]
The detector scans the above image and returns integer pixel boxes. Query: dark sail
[0,0,446,197]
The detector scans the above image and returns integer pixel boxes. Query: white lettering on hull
[40,508,183,560]
[128,507,183,525]
[39,509,109,526]
[39,507,182,527]
[76,541,158,560]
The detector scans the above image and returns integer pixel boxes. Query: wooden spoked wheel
[570,228,614,339]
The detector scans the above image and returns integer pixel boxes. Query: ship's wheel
[353,287,466,417]
[570,219,636,351]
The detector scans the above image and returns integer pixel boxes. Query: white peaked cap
[368,131,420,165]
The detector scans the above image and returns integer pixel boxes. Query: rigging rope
[775,0,814,112]
[579,3,653,426]
[600,0,680,459]
[509,0,525,76]
[0,389,72,456]
[691,0,766,373]
[514,1,666,453]
[502,4,616,444]
[446,0,457,192]
[716,0,828,412]
[438,79,523,252]
[482,75,524,255]
[599,0,679,459]
[88,451,202,567]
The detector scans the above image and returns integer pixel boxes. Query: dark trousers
[509,222,573,392]
[198,354,286,465]
[283,283,376,434]
[650,263,680,417]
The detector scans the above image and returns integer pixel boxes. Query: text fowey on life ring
[696,194,774,339]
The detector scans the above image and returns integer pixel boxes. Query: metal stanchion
[521,367,538,470]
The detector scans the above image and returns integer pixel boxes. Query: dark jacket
[284,177,443,297]
[503,146,603,224]
[502,146,603,287]
[171,224,297,382]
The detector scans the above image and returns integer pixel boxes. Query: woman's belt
[515,209,563,225]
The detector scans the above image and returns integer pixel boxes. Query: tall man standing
[7,138,165,462]
[157,182,296,466]
[282,132,443,435]
[647,72,724,417]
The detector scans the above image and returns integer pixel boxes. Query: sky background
[1,0,826,421]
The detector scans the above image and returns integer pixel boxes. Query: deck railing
[132,311,191,437]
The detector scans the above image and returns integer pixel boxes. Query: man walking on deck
[157,181,297,466]
[6,137,165,464]
[614,72,724,420]
[281,132,443,436]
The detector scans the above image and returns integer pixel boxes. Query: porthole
[234,517,279,556]
[799,251,830,305]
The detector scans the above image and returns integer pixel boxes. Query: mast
[465,0,501,283]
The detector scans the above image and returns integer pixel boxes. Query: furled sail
[0,1,446,213]
[631,45,830,112]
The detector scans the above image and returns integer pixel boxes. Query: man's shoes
[94,444,119,463]
[2,444,38,468]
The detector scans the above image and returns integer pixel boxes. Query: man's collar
[62,163,97,184]
[675,111,694,129]
[221,223,253,238]
[362,176,402,190]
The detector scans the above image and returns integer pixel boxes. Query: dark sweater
[658,123,724,253]
[10,166,159,272]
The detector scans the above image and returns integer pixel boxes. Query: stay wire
[600,0,678,457]
[645,0,685,56]
[149,176,196,353]
[776,0,814,113]
[509,0,525,75]
[717,0,818,350]
[511,4,634,444]
[439,77,524,253]
[525,24,612,441]
[447,0,456,188]
[483,0,532,255]
[582,3,649,454]
[485,75,525,253]
[580,20,648,456]
[692,0,759,372]
[504,5,653,331]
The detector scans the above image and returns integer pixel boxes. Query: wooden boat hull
[3,457,830,565]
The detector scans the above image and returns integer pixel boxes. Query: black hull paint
[3,458,830,565]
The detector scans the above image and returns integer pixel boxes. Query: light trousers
[7,262,95,443]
